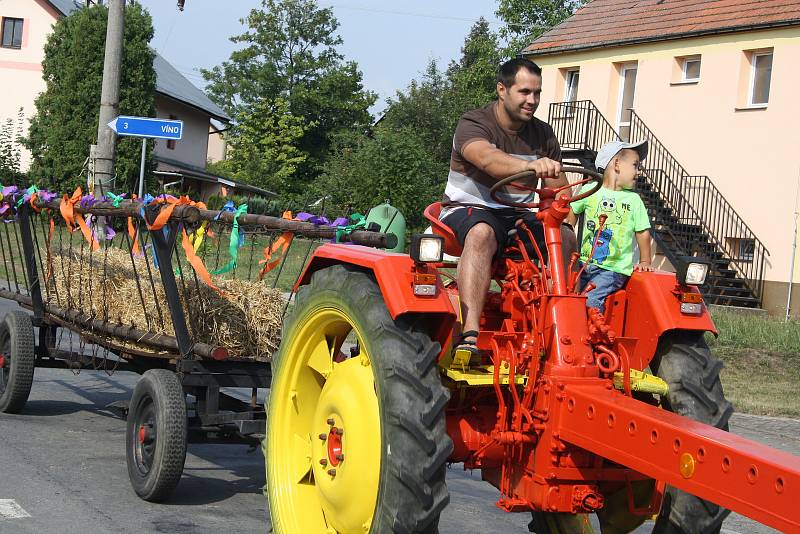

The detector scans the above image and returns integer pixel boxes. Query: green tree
[0,109,25,184]
[381,60,454,164]
[447,18,503,117]
[496,0,587,56]
[211,98,311,194]
[202,0,376,193]
[25,2,156,192]
[318,126,447,232]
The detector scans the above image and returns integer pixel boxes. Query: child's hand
[635,262,654,272]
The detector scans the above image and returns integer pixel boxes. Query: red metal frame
[297,186,800,531]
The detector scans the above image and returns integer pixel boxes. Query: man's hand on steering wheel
[525,157,561,179]
[490,166,604,209]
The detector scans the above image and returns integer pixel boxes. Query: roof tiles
[524,0,800,55]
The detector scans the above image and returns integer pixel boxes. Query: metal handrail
[549,100,620,151]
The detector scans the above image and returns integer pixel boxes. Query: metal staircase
[549,100,768,308]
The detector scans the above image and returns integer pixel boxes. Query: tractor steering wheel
[489,166,603,209]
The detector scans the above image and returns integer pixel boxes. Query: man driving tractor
[440,57,576,356]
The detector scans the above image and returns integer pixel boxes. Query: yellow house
[524,0,800,316]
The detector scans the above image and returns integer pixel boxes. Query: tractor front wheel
[651,330,733,534]
[266,265,452,534]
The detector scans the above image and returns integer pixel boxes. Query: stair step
[704,285,753,297]
[702,293,761,307]
[707,277,747,288]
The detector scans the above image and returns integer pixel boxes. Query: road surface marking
[0,500,31,520]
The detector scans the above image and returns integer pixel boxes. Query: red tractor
[264,167,800,533]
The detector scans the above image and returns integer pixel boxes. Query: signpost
[108,115,184,197]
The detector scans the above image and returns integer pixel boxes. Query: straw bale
[45,246,284,361]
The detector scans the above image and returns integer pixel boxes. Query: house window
[682,56,701,82]
[564,69,580,102]
[166,114,177,149]
[727,237,755,262]
[1,17,24,49]
[749,51,772,106]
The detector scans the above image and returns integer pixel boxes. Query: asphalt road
[0,304,797,533]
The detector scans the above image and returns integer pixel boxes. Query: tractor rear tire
[0,311,36,414]
[126,369,187,502]
[651,330,733,534]
[266,265,452,534]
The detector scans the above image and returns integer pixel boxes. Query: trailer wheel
[0,311,35,414]
[126,369,187,502]
[266,265,452,534]
[651,330,733,534]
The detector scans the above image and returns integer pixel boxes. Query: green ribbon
[16,185,39,208]
[211,203,248,274]
[335,213,367,242]
[106,192,125,207]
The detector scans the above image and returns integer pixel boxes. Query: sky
[138,0,504,115]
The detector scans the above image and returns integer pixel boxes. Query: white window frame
[682,56,701,82]
[563,69,580,102]
[748,51,773,108]
[616,63,637,139]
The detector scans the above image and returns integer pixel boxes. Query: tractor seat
[423,202,463,257]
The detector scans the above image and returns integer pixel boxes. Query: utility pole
[92,0,125,241]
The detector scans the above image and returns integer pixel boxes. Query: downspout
[786,168,800,321]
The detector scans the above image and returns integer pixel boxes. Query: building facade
[524,0,800,316]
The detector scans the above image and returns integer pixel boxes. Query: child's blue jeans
[580,264,629,312]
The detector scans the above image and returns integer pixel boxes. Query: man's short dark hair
[497,58,542,87]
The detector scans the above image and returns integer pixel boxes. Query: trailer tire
[0,311,35,414]
[126,369,187,502]
[266,265,452,534]
[651,330,733,534]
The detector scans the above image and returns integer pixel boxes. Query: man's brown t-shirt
[443,102,561,210]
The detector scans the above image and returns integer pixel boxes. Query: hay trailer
[0,195,392,502]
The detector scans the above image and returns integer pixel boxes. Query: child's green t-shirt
[570,184,651,276]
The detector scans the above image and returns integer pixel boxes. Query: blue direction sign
[107,115,183,140]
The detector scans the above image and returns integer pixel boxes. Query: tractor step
[442,364,527,386]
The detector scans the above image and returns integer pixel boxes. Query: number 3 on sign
[123,121,128,130]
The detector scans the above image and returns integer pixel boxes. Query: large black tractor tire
[651,330,733,534]
[126,369,188,502]
[266,265,453,534]
[0,311,36,414]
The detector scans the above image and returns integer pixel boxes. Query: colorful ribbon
[211,203,248,275]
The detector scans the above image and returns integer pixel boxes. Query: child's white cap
[595,140,648,171]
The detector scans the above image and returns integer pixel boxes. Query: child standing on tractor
[568,140,653,312]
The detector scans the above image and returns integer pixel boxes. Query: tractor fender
[295,243,457,323]
[620,270,717,366]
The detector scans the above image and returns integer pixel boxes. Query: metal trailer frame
[0,198,393,499]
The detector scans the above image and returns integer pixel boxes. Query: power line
[318,3,505,25]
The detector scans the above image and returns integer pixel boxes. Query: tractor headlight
[410,234,444,263]
[676,257,710,286]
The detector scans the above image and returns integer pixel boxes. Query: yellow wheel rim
[268,306,381,534]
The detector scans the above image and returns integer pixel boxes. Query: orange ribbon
[258,211,295,280]
[59,187,99,251]
[143,195,221,294]
[127,194,141,256]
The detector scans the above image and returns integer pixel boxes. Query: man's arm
[462,139,561,180]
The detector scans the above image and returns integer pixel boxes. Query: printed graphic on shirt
[571,185,651,276]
